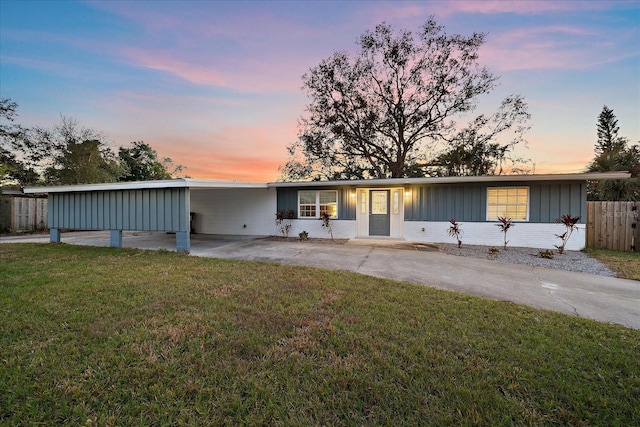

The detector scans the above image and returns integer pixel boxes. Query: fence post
[632,203,639,252]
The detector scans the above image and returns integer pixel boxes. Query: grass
[584,247,640,281]
[1,243,639,426]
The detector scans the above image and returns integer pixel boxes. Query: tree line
[0,98,186,187]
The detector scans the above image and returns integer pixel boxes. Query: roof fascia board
[184,179,268,189]
[24,179,189,193]
[24,179,268,193]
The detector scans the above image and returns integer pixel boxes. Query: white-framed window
[298,190,338,219]
[487,187,529,221]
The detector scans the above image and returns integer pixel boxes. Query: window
[487,187,529,221]
[298,190,337,218]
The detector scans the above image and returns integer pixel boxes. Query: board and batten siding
[277,187,357,220]
[48,188,190,232]
[404,181,586,223]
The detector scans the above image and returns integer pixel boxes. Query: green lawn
[584,247,640,281]
[1,244,639,426]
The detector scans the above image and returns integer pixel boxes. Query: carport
[24,179,275,253]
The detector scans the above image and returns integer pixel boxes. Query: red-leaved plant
[275,209,295,238]
[320,212,334,242]
[496,217,514,250]
[554,214,580,254]
[447,218,463,248]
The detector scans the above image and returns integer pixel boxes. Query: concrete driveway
[2,231,639,330]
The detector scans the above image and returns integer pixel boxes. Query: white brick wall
[286,219,357,240]
[403,221,586,250]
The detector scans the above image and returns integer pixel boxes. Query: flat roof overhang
[23,172,631,194]
[267,172,632,188]
[23,178,269,194]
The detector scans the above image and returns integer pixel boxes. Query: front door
[369,190,390,236]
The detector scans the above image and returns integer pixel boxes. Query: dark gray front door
[369,190,390,236]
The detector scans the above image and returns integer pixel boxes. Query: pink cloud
[118,45,307,94]
[479,25,632,71]
[361,0,613,26]
[430,0,613,16]
[120,48,228,88]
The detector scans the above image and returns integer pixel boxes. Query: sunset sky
[1,0,638,182]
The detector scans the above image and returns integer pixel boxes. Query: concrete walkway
[2,231,639,330]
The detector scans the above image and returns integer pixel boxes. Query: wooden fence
[0,196,48,232]
[586,201,640,251]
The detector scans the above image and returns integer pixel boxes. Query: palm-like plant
[554,214,581,254]
[320,212,334,242]
[447,218,463,248]
[496,217,514,250]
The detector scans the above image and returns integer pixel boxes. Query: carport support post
[110,230,123,248]
[50,228,61,243]
[176,231,190,253]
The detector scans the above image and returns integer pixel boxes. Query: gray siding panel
[548,186,560,223]
[405,184,486,222]
[171,189,180,230]
[141,190,149,230]
[113,191,118,228]
[530,185,539,222]
[559,184,571,216]
[157,191,165,231]
[277,189,298,214]
[48,188,188,232]
[149,190,158,230]
[90,193,98,229]
[120,192,128,229]
[75,194,80,227]
[135,191,143,229]
[531,182,585,224]
[404,181,586,223]
[337,188,356,220]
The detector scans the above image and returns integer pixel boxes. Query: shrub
[299,230,309,241]
[320,212,334,242]
[447,218,463,248]
[538,249,555,259]
[275,209,295,238]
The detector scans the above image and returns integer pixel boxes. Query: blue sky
[1,0,638,181]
